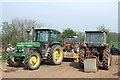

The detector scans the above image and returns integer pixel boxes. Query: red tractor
[79,31,112,70]
[63,36,79,53]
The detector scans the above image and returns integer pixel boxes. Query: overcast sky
[0,0,119,32]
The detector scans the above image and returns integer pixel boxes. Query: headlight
[18,49,22,52]
[22,49,24,52]
[17,49,24,53]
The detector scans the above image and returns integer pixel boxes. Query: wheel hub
[53,48,63,63]
[30,56,38,66]
[54,51,60,60]
[32,56,37,63]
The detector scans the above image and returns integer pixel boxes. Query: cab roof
[34,27,59,32]
[85,31,107,33]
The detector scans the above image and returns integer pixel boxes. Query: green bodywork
[10,42,40,57]
[17,42,40,49]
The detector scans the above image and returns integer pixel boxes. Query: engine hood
[16,42,40,49]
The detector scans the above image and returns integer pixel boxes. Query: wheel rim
[29,54,40,68]
[54,48,63,63]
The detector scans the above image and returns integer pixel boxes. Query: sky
[0,0,119,33]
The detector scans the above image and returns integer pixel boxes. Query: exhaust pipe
[26,30,31,42]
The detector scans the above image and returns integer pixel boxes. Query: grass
[109,41,120,48]
[0,54,7,63]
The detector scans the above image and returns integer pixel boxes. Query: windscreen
[35,31,49,42]
[85,32,103,43]
[65,38,76,44]
[51,31,58,42]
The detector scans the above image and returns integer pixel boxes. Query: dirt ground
[1,55,120,78]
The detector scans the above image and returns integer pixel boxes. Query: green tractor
[6,27,63,70]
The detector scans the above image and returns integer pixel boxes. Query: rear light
[104,44,108,47]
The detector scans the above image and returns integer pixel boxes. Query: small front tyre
[24,51,41,70]
[7,55,22,67]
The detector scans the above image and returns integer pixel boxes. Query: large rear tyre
[78,48,85,68]
[24,51,41,70]
[48,45,63,65]
[103,48,112,70]
[7,54,22,67]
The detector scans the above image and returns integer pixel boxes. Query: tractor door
[35,31,50,54]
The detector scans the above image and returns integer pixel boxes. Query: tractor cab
[63,36,79,52]
[84,31,108,47]
[65,36,78,44]
[34,27,61,54]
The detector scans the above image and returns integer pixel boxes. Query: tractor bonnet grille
[24,47,30,55]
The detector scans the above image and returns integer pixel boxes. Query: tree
[76,32,84,41]
[2,18,47,48]
[96,25,111,43]
[59,28,77,42]
[110,32,118,42]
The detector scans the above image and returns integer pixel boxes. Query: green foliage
[1,54,8,60]
[59,28,77,42]
[109,41,120,48]
[0,54,7,63]
[2,22,19,47]
[62,28,77,38]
